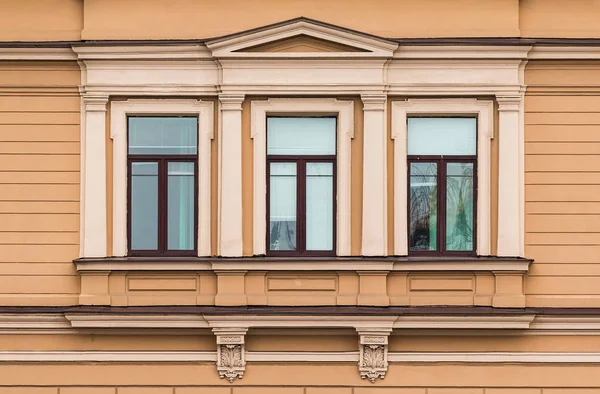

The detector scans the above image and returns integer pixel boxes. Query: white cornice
[2,314,600,334]
[2,350,600,363]
[528,46,600,59]
[75,258,529,272]
[73,45,212,60]
[0,47,77,61]
[395,45,532,59]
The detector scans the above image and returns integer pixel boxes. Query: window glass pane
[267,117,336,155]
[128,117,197,155]
[408,118,476,156]
[306,162,333,251]
[269,162,297,251]
[446,162,474,251]
[409,162,437,251]
[168,162,195,251]
[131,162,158,250]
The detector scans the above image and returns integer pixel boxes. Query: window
[408,117,477,255]
[127,116,198,256]
[266,117,336,256]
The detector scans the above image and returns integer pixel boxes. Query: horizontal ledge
[1,350,600,363]
[74,256,531,272]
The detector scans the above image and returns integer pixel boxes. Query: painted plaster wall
[524,60,600,307]
[2,0,600,42]
[0,61,81,306]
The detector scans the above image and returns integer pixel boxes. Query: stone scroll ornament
[214,329,248,383]
[358,335,389,382]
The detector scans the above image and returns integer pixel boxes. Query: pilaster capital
[496,95,522,112]
[82,94,109,112]
[361,94,387,111]
[219,94,245,111]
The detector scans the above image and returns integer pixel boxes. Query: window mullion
[159,158,168,253]
[298,158,306,254]
[439,158,446,254]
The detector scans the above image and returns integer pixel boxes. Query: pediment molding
[206,17,398,58]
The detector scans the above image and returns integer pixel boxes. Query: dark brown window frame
[266,116,337,257]
[127,115,199,257]
[407,116,478,257]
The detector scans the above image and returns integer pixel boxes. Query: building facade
[1,0,600,392]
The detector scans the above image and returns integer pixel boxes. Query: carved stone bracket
[357,329,392,383]
[213,328,248,383]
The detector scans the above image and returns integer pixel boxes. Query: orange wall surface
[524,60,600,307]
[2,0,600,41]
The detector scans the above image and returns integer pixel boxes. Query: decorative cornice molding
[4,313,600,334]
[73,45,212,60]
[2,350,600,364]
[395,45,532,59]
[74,257,531,273]
[0,47,77,60]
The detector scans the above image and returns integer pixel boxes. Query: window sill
[74,256,531,273]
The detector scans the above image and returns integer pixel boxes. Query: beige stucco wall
[2,0,600,43]
[524,60,600,307]
[0,61,81,306]
[2,363,600,392]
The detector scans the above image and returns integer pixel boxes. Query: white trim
[3,314,600,333]
[394,315,534,329]
[0,351,216,362]
[391,99,493,256]
[395,45,532,59]
[528,46,600,60]
[81,95,109,257]
[74,258,530,272]
[110,99,214,257]
[250,98,354,256]
[0,47,77,61]
[2,350,600,363]
[207,20,398,58]
[387,352,600,363]
[73,45,212,60]
[66,314,210,328]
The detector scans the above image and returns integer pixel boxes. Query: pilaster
[218,94,245,256]
[357,270,390,306]
[81,94,109,258]
[361,94,388,256]
[214,270,247,306]
[79,271,111,306]
[496,95,523,257]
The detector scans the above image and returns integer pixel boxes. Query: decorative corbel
[357,329,391,383]
[213,328,248,382]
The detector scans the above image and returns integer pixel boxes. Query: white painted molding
[391,99,493,256]
[361,94,388,256]
[3,350,600,364]
[0,47,77,60]
[74,258,530,273]
[528,46,600,59]
[218,94,245,257]
[65,314,209,328]
[394,45,532,59]
[81,94,109,258]
[73,45,212,60]
[110,99,214,257]
[207,19,398,58]
[387,352,600,363]
[250,98,354,256]
[394,315,535,329]
[496,95,524,257]
[4,313,600,333]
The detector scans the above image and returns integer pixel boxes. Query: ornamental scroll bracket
[213,327,248,383]
[356,329,392,383]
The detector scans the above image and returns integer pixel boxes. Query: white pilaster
[218,94,245,256]
[361,94,388,256]
[81,94,109,258]
[497,96,523,257]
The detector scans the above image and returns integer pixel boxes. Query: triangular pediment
[206,17,398,58]
[236,35,369,53]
